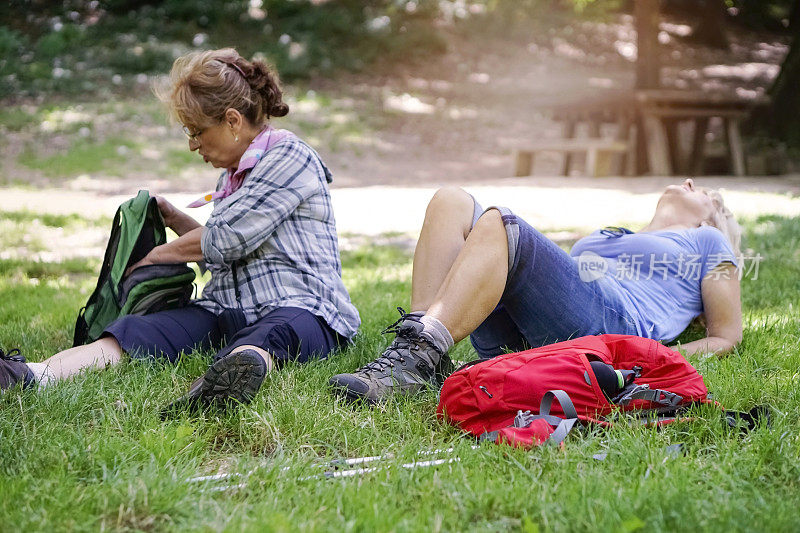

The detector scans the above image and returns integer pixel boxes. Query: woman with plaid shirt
[0,49,360,407]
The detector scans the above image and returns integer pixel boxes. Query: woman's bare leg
[410,187,477,312]
[328,206,510,402]
[229,344,274,371]
[39,336,123,381]
[425,208,509,342]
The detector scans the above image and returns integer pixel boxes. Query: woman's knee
[427,187,473,215]
[472,208,505,237]
[424,187,475,232]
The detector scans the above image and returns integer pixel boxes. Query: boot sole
[333,384,379,405]
[198,350,267,405]
[329,374,440,406]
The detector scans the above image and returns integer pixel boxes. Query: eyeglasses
[599,226,634,238]
[182,125,204,142]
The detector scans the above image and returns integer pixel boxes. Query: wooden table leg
[586,149,615,177]
[561,120,576,176]
[664,118,683,174]
[588,117,601,138]
[688,117,710,176]
[643,112,672,175]
[614,114,633,176]
[725,117,746,176]
[514,150,534,177]
[635,113,649,175]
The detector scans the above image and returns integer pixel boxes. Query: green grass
[0,92,384,185]
[0,106,42,132]
[17,137,140,178]
[1,213,799,531]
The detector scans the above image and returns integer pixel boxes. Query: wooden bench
[512,139,630,177]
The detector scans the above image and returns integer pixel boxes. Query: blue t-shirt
[569,225,738,342]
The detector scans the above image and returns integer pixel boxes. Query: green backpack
[72,190,197,346]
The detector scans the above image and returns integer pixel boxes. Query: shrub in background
[0,0,445,98]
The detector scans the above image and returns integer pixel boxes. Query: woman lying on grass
[329,180,742,404]
[0,48,360,403]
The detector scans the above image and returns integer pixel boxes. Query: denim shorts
[103,305,345,365]
[469,204,641,359]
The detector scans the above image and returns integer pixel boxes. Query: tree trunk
[691,0,729,49]
[790,0,800,32]
[764,31,800,145]
[634,0,660,174]
[634,0,661,89]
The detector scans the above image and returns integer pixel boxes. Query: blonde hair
[700,187,742,258]
[154,48,289,131]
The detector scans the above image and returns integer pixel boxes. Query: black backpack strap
[725,405,771,433]
[72,306,88,347]
[72,206,123,347]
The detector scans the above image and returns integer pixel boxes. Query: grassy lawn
[1,212,799,531]
[0,93,383,190]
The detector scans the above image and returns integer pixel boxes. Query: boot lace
[0,348,24,362]
[358,308,430,373]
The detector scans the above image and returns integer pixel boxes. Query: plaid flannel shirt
[195,136,360,339]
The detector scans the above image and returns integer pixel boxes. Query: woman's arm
[125,227,204,276]
[202,141,321,265]
[156,196,201,236]
[673,262,742,356]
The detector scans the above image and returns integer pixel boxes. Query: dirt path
[5,174,800,243]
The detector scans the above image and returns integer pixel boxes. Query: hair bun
[269,101,289,117]
[249,59,289,119]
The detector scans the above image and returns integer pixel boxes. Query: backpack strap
[725,405,771,433]
[537,389,579,422]
[548,418,578,445]
[533,390,579,445]
[509,389,579,427]
[478,390,580,446]
[613,384,683,408]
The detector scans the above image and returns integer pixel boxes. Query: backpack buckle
[613,384,683,407]
[513,410,536,428]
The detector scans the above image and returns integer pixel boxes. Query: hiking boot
[161,349,267,417]
[329,308,454,404]
[0,348,35,391]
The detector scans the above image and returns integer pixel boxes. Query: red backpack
[437,334,714,448]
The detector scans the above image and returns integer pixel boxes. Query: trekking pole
[319,456,461,479]
[188,445,478,491]
[203,456,466,493]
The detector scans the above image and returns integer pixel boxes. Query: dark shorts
[103,305,345,365]
[468,204,641,359]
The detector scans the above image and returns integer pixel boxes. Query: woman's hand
[123,227,206,279]
[125,251,157,278]
[153,195,202,236]
[155,195,179,228]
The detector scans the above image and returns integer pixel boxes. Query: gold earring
[234,134,239,142]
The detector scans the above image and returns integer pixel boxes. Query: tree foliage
[1,0,798,126]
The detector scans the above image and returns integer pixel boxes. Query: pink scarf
[187,126,294,208]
